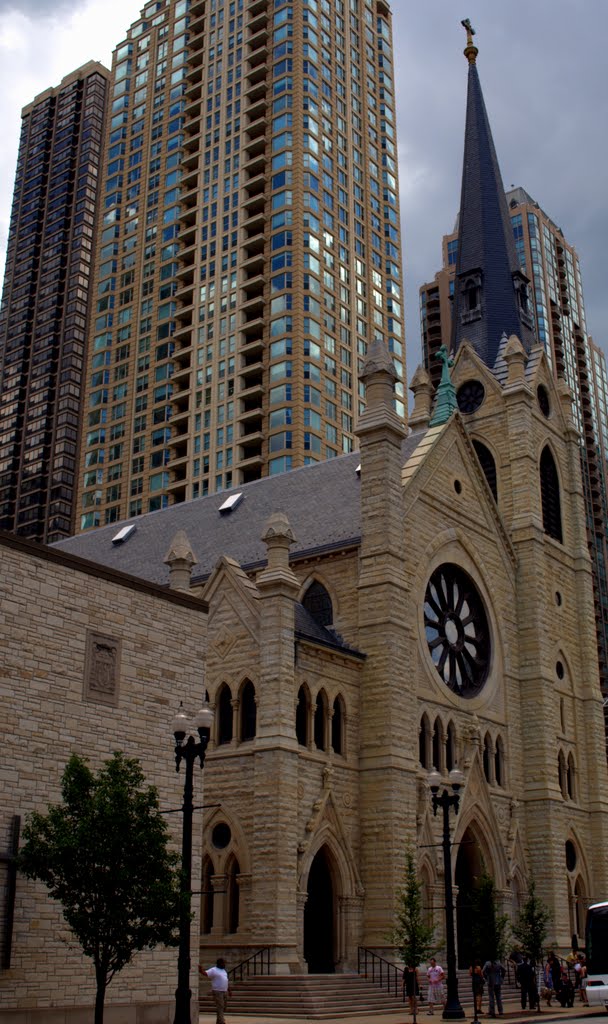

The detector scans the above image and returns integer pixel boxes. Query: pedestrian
[469,959,484,1016]
[516,956,537,1011]
[483,958,505,1017]
[426,957,445,1015]
[547,951,562,996]
[200,956,232,1024]
[403,964,421,1021]
[580,956,589,1005]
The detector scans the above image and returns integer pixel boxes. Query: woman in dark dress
[403,965,421,1021]
[470,960,484,1016]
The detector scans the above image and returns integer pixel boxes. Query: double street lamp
[172,700,215,1024]
[427,767,465,1021]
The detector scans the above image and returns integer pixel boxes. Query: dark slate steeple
[451,21,535,367]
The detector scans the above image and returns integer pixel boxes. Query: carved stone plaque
[84,631,121,706]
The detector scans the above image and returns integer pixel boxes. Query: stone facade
[194,342,608,972]
[0,537,208,1022]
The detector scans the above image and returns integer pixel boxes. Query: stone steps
[199,968,523,1019]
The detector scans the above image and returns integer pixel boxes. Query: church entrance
[304,846,335,973]
[455,827,485,968]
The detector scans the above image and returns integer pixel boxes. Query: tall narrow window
[296,685,309,746]
[218,684,233,745]
[567,753,576,800]
[446,720,457,771]
[240,679,256,741]
[540,446,562,542]
[483,733,492,783]
[332,695,344,755]
[314,689,327,750]
[495,735,504,787]
[419,714,431,769]
[432,717,443,772]
[558,750,567,798]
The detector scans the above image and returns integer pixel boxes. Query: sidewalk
[198,995,605,1024]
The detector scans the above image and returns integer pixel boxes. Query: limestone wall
[0,536,208,1022]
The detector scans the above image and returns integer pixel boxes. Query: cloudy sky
[0,0,606,386]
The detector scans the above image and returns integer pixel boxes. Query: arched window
[483,733,492,783]
[314,689,328,750]
[240,680,256,741]
[419,714,431,769]
[495,735,504,787]
[540,446,563,542]
[201,856,214,934]
[472,440,498,502]
[432,717,443,772]
[302,580,333,627]
[567,753,576,801]
[296,685,309,746]
[217,684,233,745]
[558,750,567,798]
[331,695,344,755]
[226,856,240,934]
[446,721,457,771]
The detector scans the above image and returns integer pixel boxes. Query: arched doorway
[455,826,485,968]
[304,846,335,973]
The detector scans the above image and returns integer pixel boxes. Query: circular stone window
[211,823,232,849]
[457,379,485,414]
[537,384,550,418]
[424,563,490,697]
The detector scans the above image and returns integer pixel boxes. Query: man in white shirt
[201,957,231,1024]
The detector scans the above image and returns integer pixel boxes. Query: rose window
[424,564,490,697]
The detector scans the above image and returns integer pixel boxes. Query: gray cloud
[0,0,72,12]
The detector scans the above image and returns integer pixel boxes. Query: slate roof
[452,58,535,366]
[55,430,426,587]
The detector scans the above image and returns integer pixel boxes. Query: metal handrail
[358,946,404,1000]
[228,946,271,982]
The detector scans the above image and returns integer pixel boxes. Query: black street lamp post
[428,767,465,1021]
[172,701,214,1024]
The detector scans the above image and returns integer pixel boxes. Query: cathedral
[56,29,608,975]
[3,24,608,1024]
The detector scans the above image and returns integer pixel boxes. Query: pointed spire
[451,23,535,368]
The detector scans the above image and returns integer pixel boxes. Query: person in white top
[426,957,445,1015]
[201,957,231,1024]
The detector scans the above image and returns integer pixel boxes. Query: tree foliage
[469,871,510,962]
[392,849,436,968]
[511,879,551,962]
[18,752,182,1024]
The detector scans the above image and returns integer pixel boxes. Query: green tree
[392,850,436,1024]
[511,879,551,963]
[18,752,182,1024]
[470,872,510,962]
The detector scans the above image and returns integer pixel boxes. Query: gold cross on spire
[461,18,479,65]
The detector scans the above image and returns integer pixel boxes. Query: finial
[461,18,478,65]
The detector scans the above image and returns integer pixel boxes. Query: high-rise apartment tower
[420,185,608,713]
[77,0,405,530]
[0,63,109,542]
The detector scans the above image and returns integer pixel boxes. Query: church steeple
[451,21,535,367]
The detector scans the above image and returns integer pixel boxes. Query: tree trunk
[94,974,106,1024]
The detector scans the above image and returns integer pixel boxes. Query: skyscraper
[419,100,608,710]
[76,0,405,529]
[0,63,109,543]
